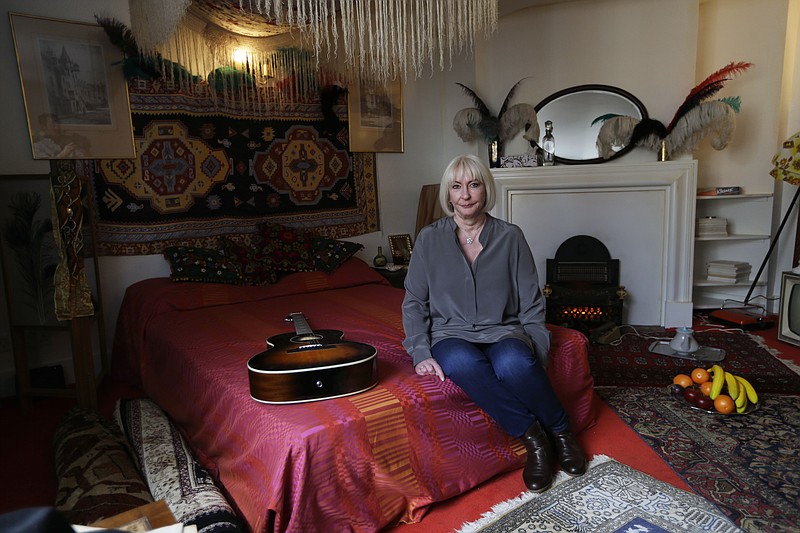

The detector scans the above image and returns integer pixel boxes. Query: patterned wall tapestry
[87,81,379,255]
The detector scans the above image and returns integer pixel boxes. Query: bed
[112,257,596,533]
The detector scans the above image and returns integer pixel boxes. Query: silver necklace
[460,220,485,246]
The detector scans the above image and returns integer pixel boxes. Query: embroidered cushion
[164,246,243,284]
[259,223,317,273]
[221,237,279,285]
[310,237,364,272]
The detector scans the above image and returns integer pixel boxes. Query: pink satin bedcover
[112,258,596,532]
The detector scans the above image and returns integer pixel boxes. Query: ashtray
[668,386,759,416]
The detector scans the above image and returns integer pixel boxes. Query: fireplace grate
[544,235,626,329]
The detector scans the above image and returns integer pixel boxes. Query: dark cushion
[259,222,317,273]
[310,237,364,272]
[53,408,153,525]
[221,237,279,285]
[114,399,244,533]
[163,246,243,284]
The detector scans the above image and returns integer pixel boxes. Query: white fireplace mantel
[491,161,698,328]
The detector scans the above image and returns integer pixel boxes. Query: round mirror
[534,84,648,165]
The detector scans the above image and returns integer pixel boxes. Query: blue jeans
[431,337,569,437]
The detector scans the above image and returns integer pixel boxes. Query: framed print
[9,13,135,159]
[348,77,404,153]
[388,233,412,265]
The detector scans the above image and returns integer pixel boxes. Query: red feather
[666,61,752,132]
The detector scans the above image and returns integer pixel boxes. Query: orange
[714,394,735,414]
[673,374,693,388]
[691,367,710,384]
[699,381,713,397]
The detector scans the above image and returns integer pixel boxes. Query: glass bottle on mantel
[373,246,388,267]
[542,120,555,166]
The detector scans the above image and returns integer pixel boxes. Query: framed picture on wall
[9,13,136,160]
[348,77,404,153]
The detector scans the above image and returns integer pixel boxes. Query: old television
[778,271,800,347]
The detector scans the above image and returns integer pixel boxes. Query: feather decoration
[95,16,140,58]
[666,100,736,157]
[596,115,641,159]
[720,96,741,113]
[500,103,538,144]
[453,108,487,143]
[456,83,492,119]
[666,61,752,132]
[591,113,623,127]
[628,118,668,150]
[453,79,537,144]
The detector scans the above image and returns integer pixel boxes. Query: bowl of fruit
[669,364,759,415]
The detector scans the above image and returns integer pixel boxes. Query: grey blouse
[401,214,551,367]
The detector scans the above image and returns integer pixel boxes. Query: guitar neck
[289,312,314,336]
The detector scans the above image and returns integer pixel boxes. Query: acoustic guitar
[248,312,378,404]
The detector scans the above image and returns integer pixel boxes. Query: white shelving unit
[693,193,773,309]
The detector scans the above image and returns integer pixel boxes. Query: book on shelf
[697,186,743,196]
[696,217,728,237]
[706,275,750,283]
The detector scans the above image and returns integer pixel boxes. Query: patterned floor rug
[456,455,742,533]
[596,387,800,533]
[586,327,800,393]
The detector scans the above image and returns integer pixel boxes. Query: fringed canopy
[122,0,498,113]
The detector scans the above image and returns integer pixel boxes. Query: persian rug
[87,81,379,255]
[586,327,800,393]
[457,455,742,533]
[596,386,800,533]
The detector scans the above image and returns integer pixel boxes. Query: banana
[737,375,759,404]
[724,372,740,400]
[733,378,747,409]
[709,364,726,399]
[736,388,749,413]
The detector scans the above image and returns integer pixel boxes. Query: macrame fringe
[243,0,498,83]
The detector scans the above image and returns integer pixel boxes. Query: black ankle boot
[519,421,554,493]
[550,429,587,476]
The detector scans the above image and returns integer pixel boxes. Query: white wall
[1,0,798,393]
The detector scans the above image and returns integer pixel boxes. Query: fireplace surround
[491,161,697,327]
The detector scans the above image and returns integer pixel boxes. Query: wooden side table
[372,266,408,289]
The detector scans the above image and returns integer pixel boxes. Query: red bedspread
[113,258,595,532]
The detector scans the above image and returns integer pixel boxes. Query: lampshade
[770,130,800,185]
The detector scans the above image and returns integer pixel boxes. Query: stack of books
[697,216,728,237]
[706,260,752,283]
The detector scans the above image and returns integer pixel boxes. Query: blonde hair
[438,154,496,216]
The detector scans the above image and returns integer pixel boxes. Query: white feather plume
[665,100,736,157]
[453,108,486,143]
[500,103,539,143]
[596,116,641,159]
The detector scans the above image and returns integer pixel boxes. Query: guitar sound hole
[292,334,323,343]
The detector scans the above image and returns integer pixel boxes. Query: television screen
[788,282,800,335]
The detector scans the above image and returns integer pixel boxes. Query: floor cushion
[546,324,597,434]
[114,398,244,533]
[53,407,153,525]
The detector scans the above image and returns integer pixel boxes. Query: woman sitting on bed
[401,154,587,493]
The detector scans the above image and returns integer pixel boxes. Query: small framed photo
[388,234,412,265]
[9,13,136,159]
[348,77,404,153]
